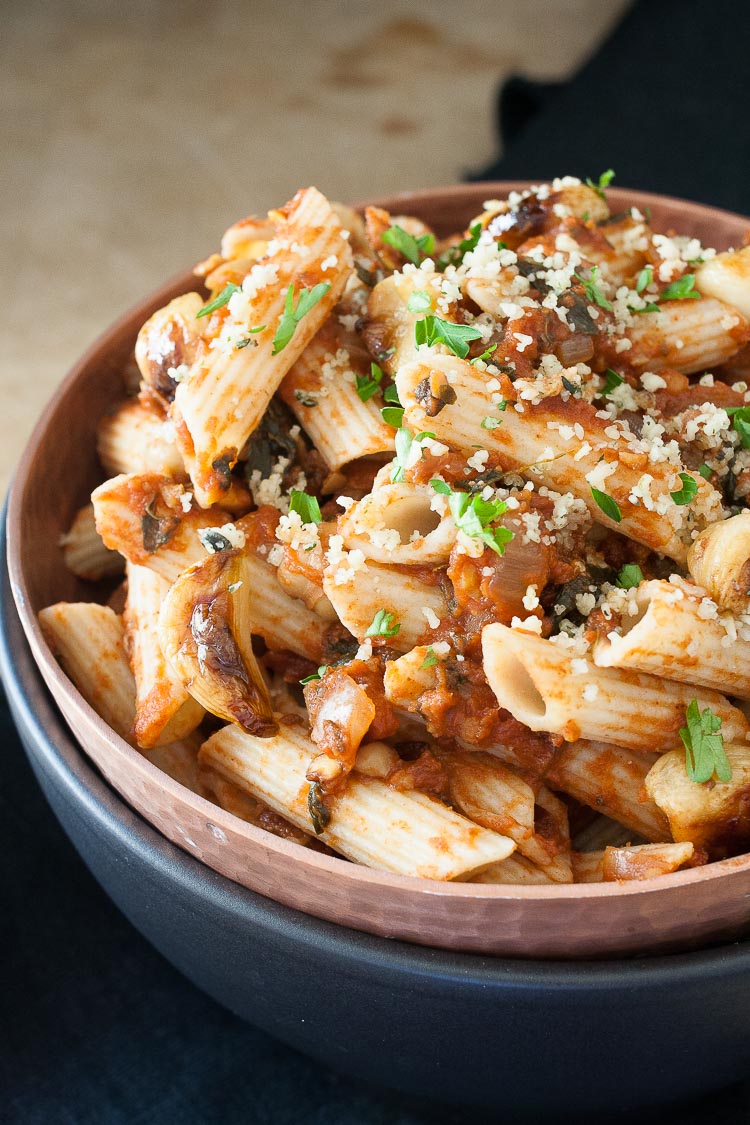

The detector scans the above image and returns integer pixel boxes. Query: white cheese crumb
[582,683,599,702]
[422,606,441,629]
[522,585,540,611]
[198,522,246,554]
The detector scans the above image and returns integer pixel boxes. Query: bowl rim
[9,180,750,910]
[5,517,750,980]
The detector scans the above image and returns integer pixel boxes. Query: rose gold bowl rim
[8,181,750,912]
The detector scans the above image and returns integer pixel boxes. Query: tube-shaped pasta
[593,578,750,698]
[645,745,750,855]
[587,214,649,286]
[396,353,722,563]
[38,603,136,742]
[572,842,694,883]
[482,622,748,751]
[199,723,514,879]
[546,739,669,841]
[97,398,185,477]
[59,503,125,582]
[337,481,456,564]
[696,246,750,318]
[279,319,394,470]
[470,853,556,885]
[626,297,749,375]
[687,511,750,614]
[360,273,425,376]
[172,188,353,506]
[125,563,205,748]
[142,733,206,795]
[134,292,204,405]
[323,554,447,651]
[92,473,232,582]
[199,764,315,845]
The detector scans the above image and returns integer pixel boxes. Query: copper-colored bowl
[9,183,750,960]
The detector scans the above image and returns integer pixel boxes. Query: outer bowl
[3,539,750,1114]
[9,182,750,961]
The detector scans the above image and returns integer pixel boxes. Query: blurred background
[3,0,629,496]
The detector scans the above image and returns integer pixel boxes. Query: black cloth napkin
[474,0,750,216]
[5,0,750,1120]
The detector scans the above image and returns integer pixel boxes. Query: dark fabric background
[4,0,750,1120]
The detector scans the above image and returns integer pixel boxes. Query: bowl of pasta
[9,177,750,964]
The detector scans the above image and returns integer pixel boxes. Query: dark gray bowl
[3,517,750,1115]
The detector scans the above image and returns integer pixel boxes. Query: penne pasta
[279,318,394,470]
[38,602,136,742]
[172,187,354,506]
[97,397,185,477]
[593,578,750,698]
[92,472,232,582]
[396,352,722,563]
[687,511,750,615]
[546,739,669,842]
[626,297,749,375]
[337,481,456,564]
[696,246,750,319]
[59,503,125,582]
[482,622,748,751]
[124,563,205,749]
[323,554,446,651]
[199,722,514,879]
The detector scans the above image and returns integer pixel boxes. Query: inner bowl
[9,182,750,960]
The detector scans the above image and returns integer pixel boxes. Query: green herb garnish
[725,406,750,449]
[407,289,433,314]
[431,479,514,556]
[272,282,330,355]
[300,665,330,685]
[196,283,240,319]
[390,427,435,482]
[585,169,615,199]
[575,265,612,310]
[601,368,624,395]
[635,266,653,294]
[670,472,698,506]
[616,563,644,589]
[680,699,732,784]
[415,314,484,359]
[365,609,401,638]
[698,463,712,480]
[470,344,498,366]
[590,487,622,522]
[421,647,438,669]
[289,489,322,525]
[660,274,701,302]
[355,362,383,403]
[437,222,482,270]
[381,224,434,266]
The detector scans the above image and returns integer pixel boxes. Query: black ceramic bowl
[3,518,750,1114]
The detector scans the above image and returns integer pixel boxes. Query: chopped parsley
[288,489,322,525]
[590,487,622,523]
[431,479,514,556]
[481,415,503,430]
[407,289,433,314]
[470,344,498,366]
[381,224,434,266]
[725,406,750,449]
[616,563,643,589]
[698,463,712,480]
[670,472,698,506]
[365,609,401,638]
[391,427,435,482]
[437,221,482,269]
[631,301,660,314]
[414,314,484,359]
[601,368,623,395]
[355,362,383,403]
[381,404,405,428]
[575,265,612,311]
[196,283,240,318]
[660,273,701,302]
[300,665,329,685]
[585,169,615,198]
[272,282,330,355]
[420,647,438,669]
[635,265,653,294]
[680,699,732,784]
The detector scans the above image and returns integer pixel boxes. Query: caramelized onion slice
[158,550,277,737]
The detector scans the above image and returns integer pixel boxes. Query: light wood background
[2,0,629,495]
